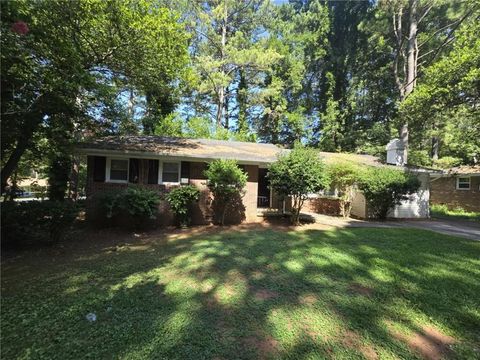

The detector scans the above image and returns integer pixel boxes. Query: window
[456,177,470,190]
[160,162,180,184]
[107,158,128,182]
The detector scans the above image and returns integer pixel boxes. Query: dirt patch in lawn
[243,333,280,359]
[250,270,265,280]
[342,330,378,360]
[253,289,279,301]
[391,325,456,360]
[298,293,318,306]
[348,283,374,297]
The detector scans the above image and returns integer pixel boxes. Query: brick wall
[86,156,260,226]
[303,197,341,216]
[430,176,480,212]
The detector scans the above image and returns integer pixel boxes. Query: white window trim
[456,177,471,190]
[158,161,181,185]
[106,157,129,183]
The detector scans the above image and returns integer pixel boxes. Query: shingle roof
[77,136,391,167]
[318,151,383,167]
[443,165,480,175]
[77,136,287,164]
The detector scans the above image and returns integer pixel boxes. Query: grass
[431,204,480,222]
[1,226,480,359]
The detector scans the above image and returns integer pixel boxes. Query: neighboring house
[77,136,431,225]
[430,165,480,212]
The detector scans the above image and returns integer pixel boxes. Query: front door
[257,168,270,208]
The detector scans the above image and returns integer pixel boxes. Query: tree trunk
[224,87,230,129]
[69,156,80,200]
[393,5,404,99]
[128,89,135,119]
[1,92,47,194]
[237,69,248,133]
[400,0,418,165]
[400,123,409,164]
[431,136,439,161]
[216,4,228,128]
[405,0,418,98]
[216,87,225,128]
[221,203,227,226]
[1,136,31,194]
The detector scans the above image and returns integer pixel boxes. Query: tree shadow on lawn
[1,227,480,359]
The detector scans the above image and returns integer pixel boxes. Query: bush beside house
[326,162,360,218]
[268,145,330,225]
[166,185,200,227]
[204,159,248,225]
[357,167,421,219]
[96,186,160,229]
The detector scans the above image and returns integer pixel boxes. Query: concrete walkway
[304,213,480,241]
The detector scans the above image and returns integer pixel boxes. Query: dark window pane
[163,162,178,173]
[110,170,128,181]
[110,159,128,181]
[111,159,128,171]
[162,172,178,183]
[162,162,179,183]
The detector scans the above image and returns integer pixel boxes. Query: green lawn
[2,227,479,359]
[431,204,480,222]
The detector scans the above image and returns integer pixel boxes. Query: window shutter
[93,156,106,182]
[147,160,159,184]
[129,158,140,183]
[181,161,190,180]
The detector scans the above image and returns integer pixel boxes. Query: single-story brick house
[77,136,431,224]
[430,165,480,212]
[78,136,288,225]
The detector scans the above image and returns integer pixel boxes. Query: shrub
[165,185,200,227]
[1,200,79,249]
[327,162,360,218]
[48,153,72,201]
[97,186,160,228]
[268,144,330,225]
[119,186,160,220]
[408,150,432,167]
[433,156,463,169]
[357,167,420,219]
[31,183,48,200]
[204,159,247,225]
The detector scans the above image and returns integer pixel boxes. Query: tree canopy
[1,0,188,192]
[2,0,479,196]
[268,144,329,224]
